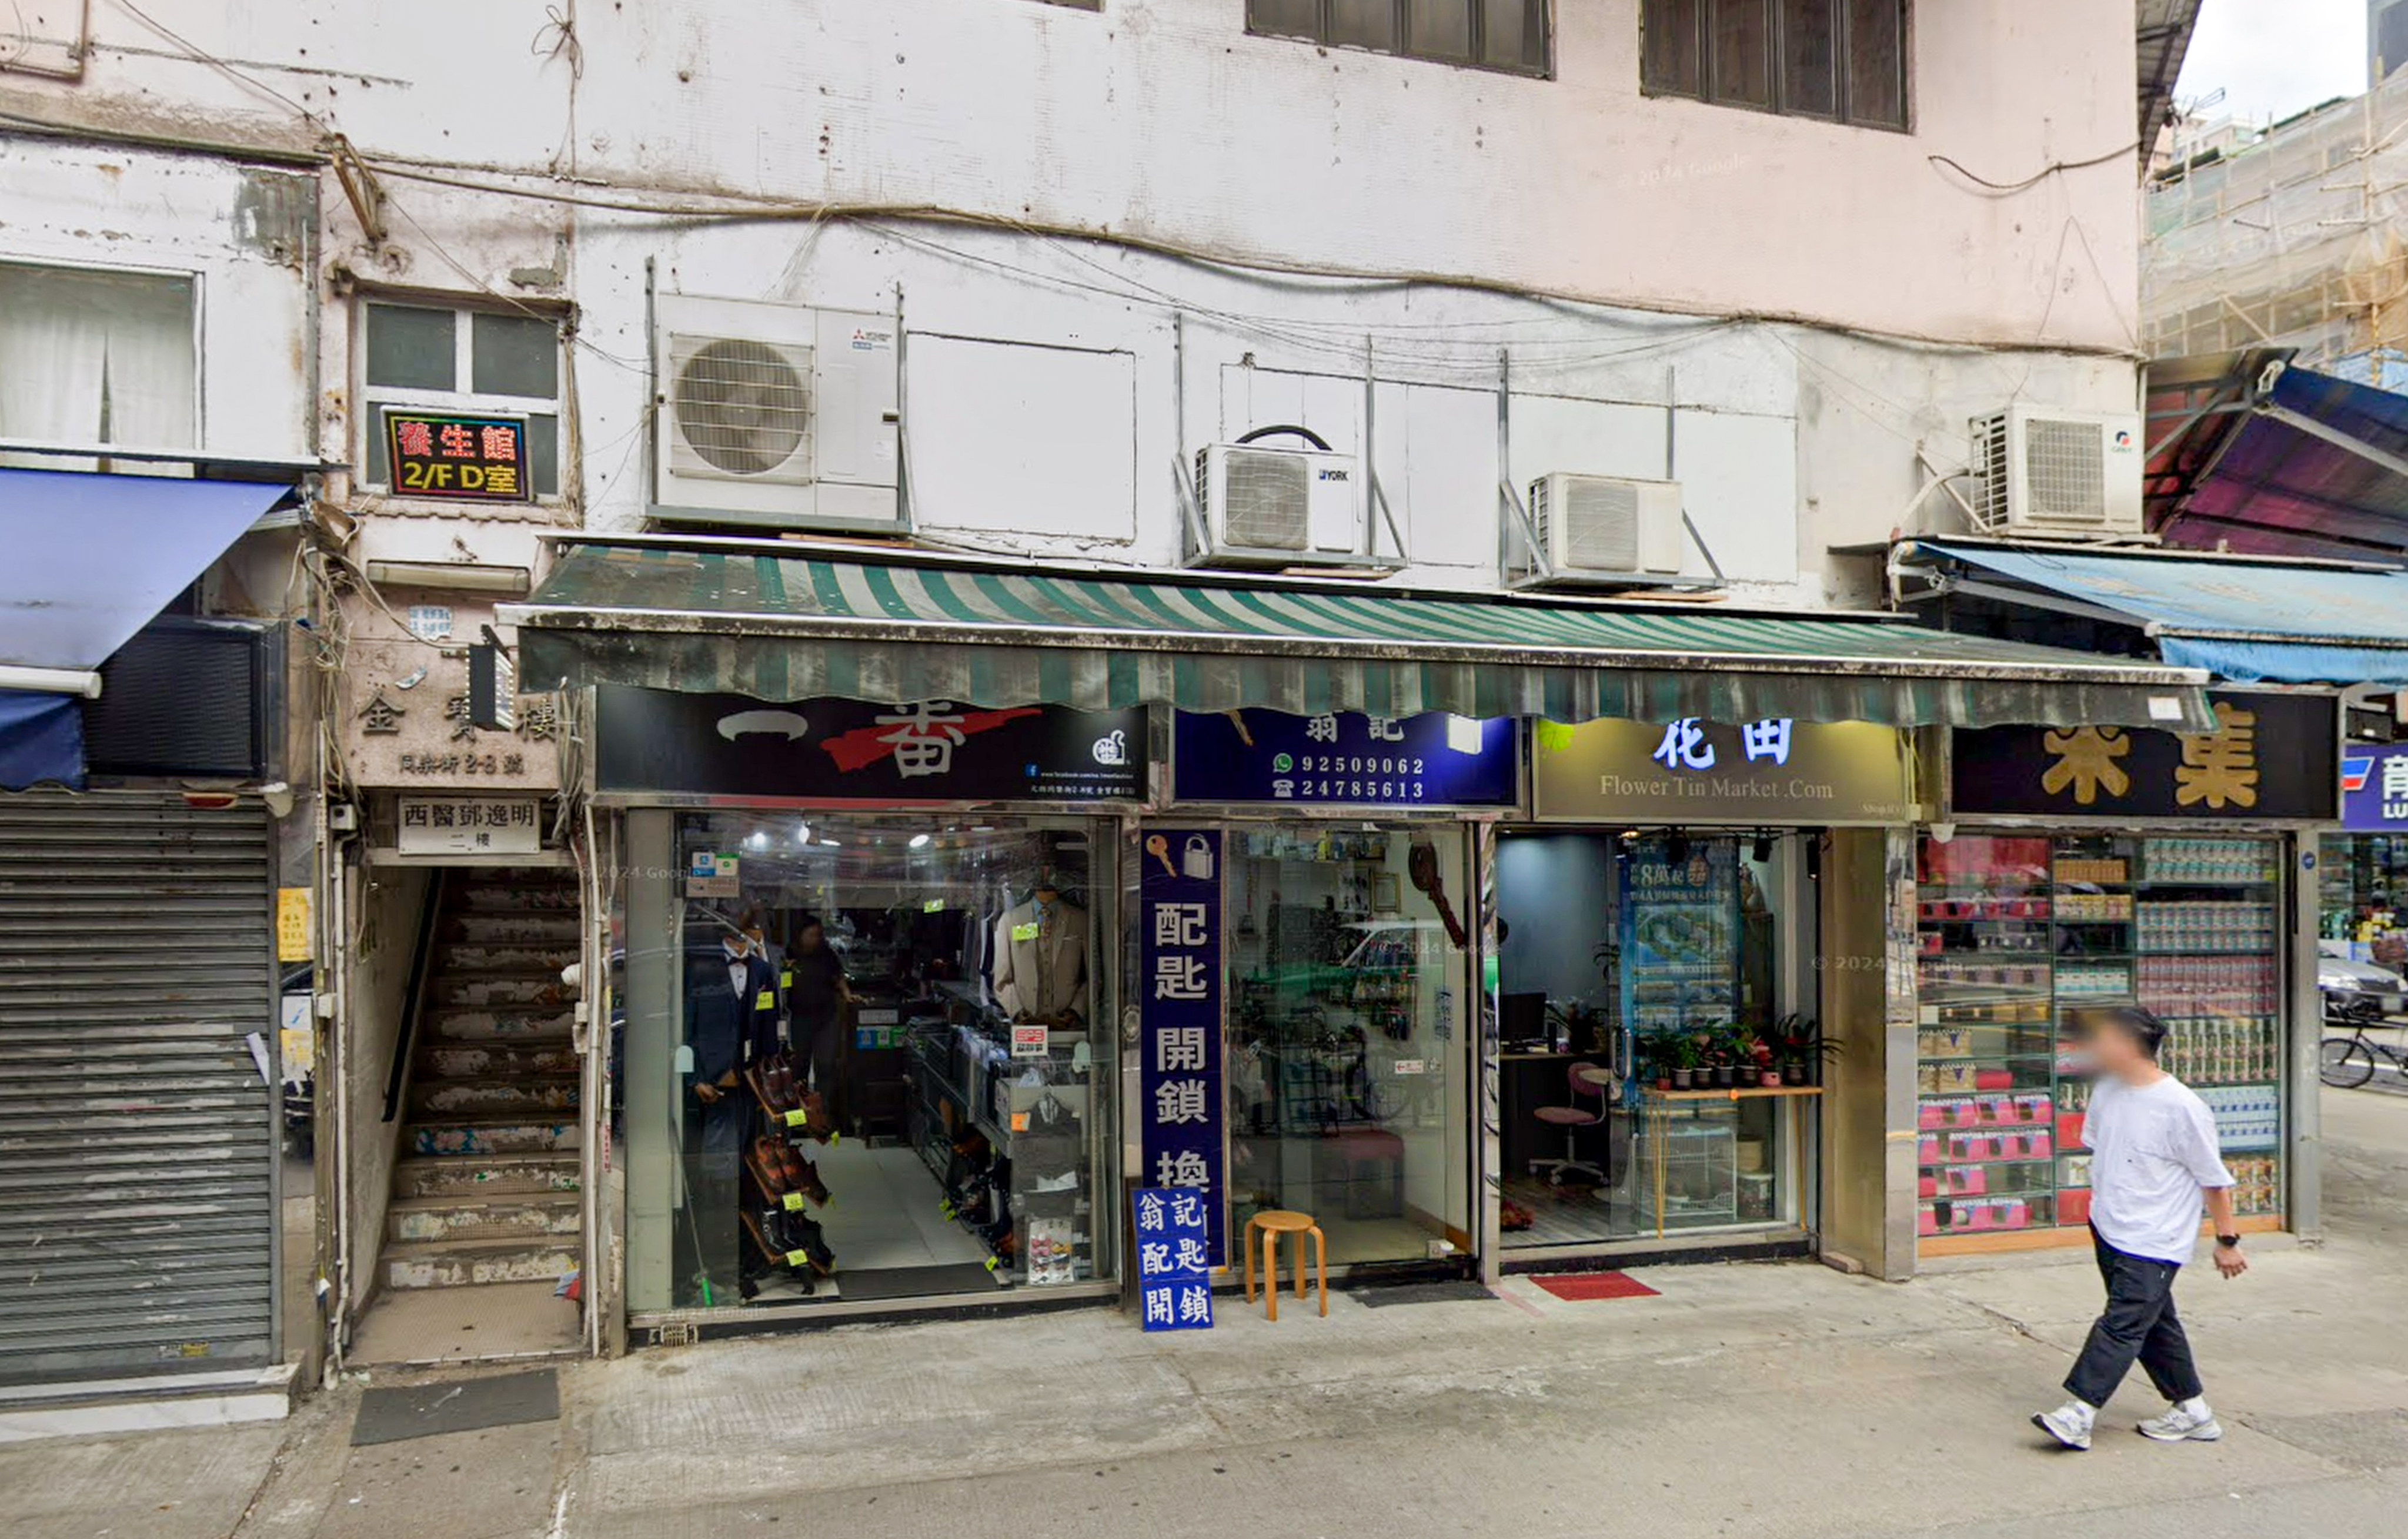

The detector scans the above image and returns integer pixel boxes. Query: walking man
[2033,1005,2248,1451]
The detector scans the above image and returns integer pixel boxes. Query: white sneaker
[2138,1399,2224,1443]
[2033,1400,2096,1451]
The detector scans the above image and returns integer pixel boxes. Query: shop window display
[1915,834,2285,1247]
[1494,832,1808,1248]
[1224,825,1472,1267]
[623,815,1110,1310]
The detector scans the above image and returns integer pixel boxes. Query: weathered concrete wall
[341,862,429,1326]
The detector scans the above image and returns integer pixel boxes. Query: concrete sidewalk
[8,1089,2408,1539]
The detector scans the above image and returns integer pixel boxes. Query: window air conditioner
[1193,442,1360,564]
[1967,406,2145,538]
[1527,473,1685,577]
[652,293,900,530]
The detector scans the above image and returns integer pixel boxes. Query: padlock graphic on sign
[1181,834,1215,881]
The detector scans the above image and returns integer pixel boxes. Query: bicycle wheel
[2321,1035,2378,1089]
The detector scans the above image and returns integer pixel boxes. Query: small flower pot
[1713,1066,1736,1088]
[1655,1076,1673,1093]
[1761,1070,1784,1088]
[1672,1069,1695,1090]
[1784,1064,1808,1086]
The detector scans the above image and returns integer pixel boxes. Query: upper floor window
[1248,0,1550,76]
[1642,0,1908,131]
[0,261,198,453]
[360,300,564,498]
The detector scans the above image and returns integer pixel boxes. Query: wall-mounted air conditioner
[1193,441,1360,565]
[652,293,900,529]
[1528,472,1686,578]
[1968,405,2145,538]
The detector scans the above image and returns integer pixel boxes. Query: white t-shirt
[2084,1073,2236,1264]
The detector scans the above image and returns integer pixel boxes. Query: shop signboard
[595,685,1143,802]
[1172,710,1517,807]
[1139,827,1225,1268]
[397,794,545,857]
[1531,717,1913,824]
[384,410,532,501]
[1133,1186,1215,1332]
[1951,692,2336,822]
[2341,742,2408,831]
[338,593,562,793]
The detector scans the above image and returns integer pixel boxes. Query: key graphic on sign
[1144,833,1179,879]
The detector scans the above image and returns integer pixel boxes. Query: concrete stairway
[383,871,584,1293]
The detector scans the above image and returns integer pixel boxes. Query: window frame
[1246,0,1555,80]
[0,255,205,456]
[1640,0,1911,133]
[354,296,569,506]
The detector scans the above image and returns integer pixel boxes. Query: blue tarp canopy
[0,691,82,790]
[1902,539,2408,687]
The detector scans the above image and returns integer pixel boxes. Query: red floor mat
[1531,1270,1660,1302]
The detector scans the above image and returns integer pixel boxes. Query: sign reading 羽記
[1531,717,1915,824]
[385,410,533,501]
[1172,710,1518,807]
[396,795,545,857]
[1139,828,1224,1270]
[1134,1186,1215,1332]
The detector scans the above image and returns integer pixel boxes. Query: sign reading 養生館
[1531,717,1914,824]
[1951,692,2336,822]
[1138,828,1224,1270]
[385,411,532,501]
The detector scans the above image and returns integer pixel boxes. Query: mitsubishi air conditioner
[1968,405,2145,538]
[652,293,900,530]
[1193,441,1361,565]
[1528,472,1686,578]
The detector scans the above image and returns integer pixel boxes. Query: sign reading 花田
[1139,828,1224,1270]
[1531,717,1915,824]
[385,410,533,501]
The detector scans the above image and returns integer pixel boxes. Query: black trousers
[799,1008,843,1128]
[2065,1224,2205,1408]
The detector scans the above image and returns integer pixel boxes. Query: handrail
[382,869,448,1123]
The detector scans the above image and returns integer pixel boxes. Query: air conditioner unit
[652,293,899,529]
[1967,405,2145,538]
[1193,443,1360,564]
[1527,473,1685,578]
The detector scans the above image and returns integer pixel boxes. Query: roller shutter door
[0,791,278,1385]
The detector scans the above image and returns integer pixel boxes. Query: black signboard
[386,410,532,501]
[1951,692,2335,822]
[595,685,1144,802]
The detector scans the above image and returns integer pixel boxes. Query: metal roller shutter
[0,791,278,1386]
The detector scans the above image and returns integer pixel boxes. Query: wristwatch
[2215,1233,2243,1249]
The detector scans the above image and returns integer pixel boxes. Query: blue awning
[1902,539,2408,687]
[0,692,84,791]
[2153,363,2408,560]
[0,469,289,674]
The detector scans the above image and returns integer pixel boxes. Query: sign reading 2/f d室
[386,410,532,501]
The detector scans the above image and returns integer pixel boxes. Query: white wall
[0,138,315,460]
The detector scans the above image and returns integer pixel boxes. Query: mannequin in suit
[991,874,1088,1025]
[681,918,778,1294]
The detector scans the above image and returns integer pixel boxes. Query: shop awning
[1901,538,2408,687]
[0,691,83,791]
[2150,360,2408,561]
[0,469,292,684]
[504,540,2212,730]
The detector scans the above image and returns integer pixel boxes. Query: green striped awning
[502,541,2213,730]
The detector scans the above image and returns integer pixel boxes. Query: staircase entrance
[350,868,585,1364]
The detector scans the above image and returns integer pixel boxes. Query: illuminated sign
[385,410,532,501]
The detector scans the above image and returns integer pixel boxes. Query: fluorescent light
[819,838,841,848]
[744,831,768,851]
[909,834,931,849]
[363,560,532,595]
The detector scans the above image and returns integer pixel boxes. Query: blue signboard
[1173,710,1517,808]
[1139,827,1225,1269]
[1134,1186,1215,1332]
[1617,837,1739,1105]
[2342,744,2408,831]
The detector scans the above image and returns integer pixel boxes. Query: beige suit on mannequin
[992,894,1088,1022]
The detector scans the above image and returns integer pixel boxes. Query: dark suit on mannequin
[682,937,779,1293]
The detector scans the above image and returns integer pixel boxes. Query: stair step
[430,976,573,1009]
[436,942,577,973]
[420,1007,575,1045]
[451,882,579,913]
[386,1192,582,1244]
[418,1042,580,1080]
[383,1235,579,1291]
[395,1151,581,1200]
[410,1075,580,1119]
[405,1115,579,1158]
[437,912,581,945]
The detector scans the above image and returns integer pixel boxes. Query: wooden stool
[1243,1209,1326,1320]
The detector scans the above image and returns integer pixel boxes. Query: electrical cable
[1926,143,2142,196]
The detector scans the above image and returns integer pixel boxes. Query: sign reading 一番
[1531,717,1915,824]
[1139,828,1224,1269]
[385,410,533,502]
[1134,1186,1215,1333]
[1172,710,1517,807]
[2342,742,2408,831]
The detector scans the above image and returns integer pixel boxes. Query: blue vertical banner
[1139,827,1225,1269]
[1133,1186,1215,1332]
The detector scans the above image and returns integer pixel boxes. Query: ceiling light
[744,831,768,851]
[909,834,931,849]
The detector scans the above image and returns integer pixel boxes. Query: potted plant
[1707,1029,1737,1088]
[1670,1036,1701,1090]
